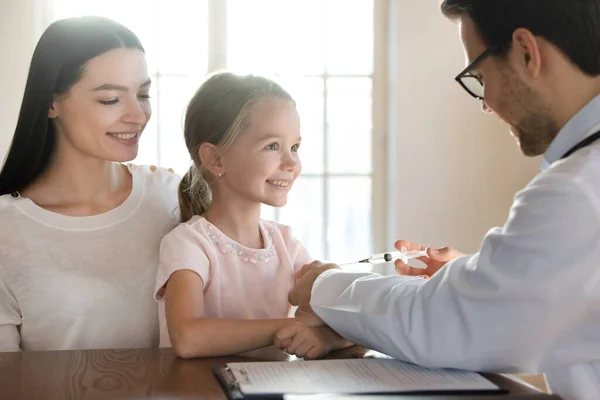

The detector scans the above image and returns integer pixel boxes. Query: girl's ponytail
[178,165,211,222]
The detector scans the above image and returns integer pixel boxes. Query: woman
[0,16,180,351]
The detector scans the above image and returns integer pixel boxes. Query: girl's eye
[99,99,119,105]
[291,144,300,152]
[266,143,279,150]
[138,94,151,100]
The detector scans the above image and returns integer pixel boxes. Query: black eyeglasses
[454,45,499,100]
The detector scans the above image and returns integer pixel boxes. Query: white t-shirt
[0,164,180,351]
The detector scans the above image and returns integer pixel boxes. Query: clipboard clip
[221,366,240,389]
[223,366,250,387]
[229,366,251,385]
[214,365,246,400]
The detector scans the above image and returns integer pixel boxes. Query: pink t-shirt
[154,215,312,347]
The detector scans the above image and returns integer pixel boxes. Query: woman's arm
[164,270,303,359]
[0,278,21,351]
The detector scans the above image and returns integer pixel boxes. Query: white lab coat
[310,95,600,400]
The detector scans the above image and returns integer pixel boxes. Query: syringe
[355,248,429,267]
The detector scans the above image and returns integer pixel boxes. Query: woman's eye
[291,144,300,152]
[138,94,151,100]
[266,143,279,150]
[99,99,119,105]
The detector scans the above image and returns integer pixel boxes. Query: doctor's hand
[295,308,325,327]
[289,261,340,313]
[394,240,465,278]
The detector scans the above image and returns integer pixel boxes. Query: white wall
[0,0,37,165]
[389,0,540,253]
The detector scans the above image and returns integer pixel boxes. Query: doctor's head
[442,0,600,157]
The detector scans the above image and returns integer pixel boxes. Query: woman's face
[48,48,151,163]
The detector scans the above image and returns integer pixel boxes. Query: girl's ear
[198,143,225,177]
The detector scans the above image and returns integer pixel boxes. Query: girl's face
[220,98,302,208]
[49,48,151,163]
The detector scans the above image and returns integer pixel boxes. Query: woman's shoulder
[128,164,181,218]
[128,163,181,188]
[0,194,27,223]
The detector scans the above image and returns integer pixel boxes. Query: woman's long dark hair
[0,16,144,196]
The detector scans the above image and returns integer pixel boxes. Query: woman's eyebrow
[91,78,151,92]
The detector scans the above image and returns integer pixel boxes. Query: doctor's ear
[198,143,225,178]
[512,28,542,81]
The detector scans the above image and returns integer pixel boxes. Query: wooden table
[0,347,545,399]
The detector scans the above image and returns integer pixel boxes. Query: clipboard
[212,359,513,400]
[283,395,564,400]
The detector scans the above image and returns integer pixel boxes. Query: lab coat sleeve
[310,172,600,373]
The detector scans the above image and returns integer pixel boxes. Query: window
[44,0,388,266]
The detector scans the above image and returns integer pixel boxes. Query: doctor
[277,1,600,399]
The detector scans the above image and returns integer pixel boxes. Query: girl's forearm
[171,317,301,358]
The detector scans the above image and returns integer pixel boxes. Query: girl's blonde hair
[178,72,295,222]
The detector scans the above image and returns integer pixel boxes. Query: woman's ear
[198,143,225,178]
[48,101,58,119]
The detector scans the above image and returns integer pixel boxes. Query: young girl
[154,72,350,359]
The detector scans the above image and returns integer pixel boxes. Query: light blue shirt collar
[542,94,600,171]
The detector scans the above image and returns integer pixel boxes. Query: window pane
[157,76,204,173]
[275,77,324,174]
[326,78,372,174]
[157,0,208,75]
[50,0,160,75]
[279,177,325,260]
[327,177,372,266]
[326,0,374,75]
[227,0,326,75]
[133,81,159,166]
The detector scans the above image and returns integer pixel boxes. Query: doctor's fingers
[289,276,312,307]
[394,260,431,277]
[289,285,307,307]
[394,240,427,253]
[427,246,466,263]
[290,271,321,307]
[296,260,340,279]
[296,261,324,278]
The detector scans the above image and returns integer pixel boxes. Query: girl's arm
[164,270,307,359]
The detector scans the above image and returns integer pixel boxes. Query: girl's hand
[274,324,352,360]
